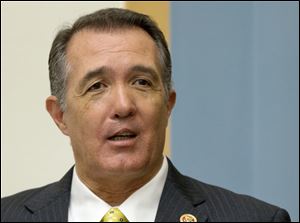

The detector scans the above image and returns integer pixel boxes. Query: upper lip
[107,128,138,140]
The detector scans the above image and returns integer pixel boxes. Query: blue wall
[171,2,299,221]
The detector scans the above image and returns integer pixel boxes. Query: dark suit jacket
[1,160,291,222]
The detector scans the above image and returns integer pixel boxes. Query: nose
[110,86,136,120]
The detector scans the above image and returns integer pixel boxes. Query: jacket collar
[155,158,209,222]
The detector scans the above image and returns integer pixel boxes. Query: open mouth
[108,133,137,141]
[107,129,137,141]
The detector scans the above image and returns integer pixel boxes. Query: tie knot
[100,207,129,222]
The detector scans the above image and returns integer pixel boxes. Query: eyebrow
[78,65,160,90]
[78,66,112,91]
[129,65,159,81]
[130,65,160,81]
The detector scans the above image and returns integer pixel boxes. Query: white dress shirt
[68,157,168,222]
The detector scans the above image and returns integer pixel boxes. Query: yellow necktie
[100,207,129,222]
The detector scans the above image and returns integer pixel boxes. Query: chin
[97,155,151,176]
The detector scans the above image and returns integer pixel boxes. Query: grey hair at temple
[48,8,172,111]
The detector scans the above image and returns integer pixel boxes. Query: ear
[46,96,69,136]
[167,90,176,117]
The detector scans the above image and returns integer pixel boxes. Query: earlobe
[46,96,69,136]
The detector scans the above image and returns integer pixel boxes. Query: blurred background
[1,1,298,221]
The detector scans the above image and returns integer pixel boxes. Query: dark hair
[48,8,172,111]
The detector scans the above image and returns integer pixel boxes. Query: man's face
[60,28,175,180]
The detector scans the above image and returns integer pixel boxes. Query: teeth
[109,132,136,141]
[118,133,133,136]
[111,135,135,141]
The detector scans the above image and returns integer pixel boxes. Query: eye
[87,82,105,92]
[133,79,152,87]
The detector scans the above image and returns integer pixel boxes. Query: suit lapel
[155,159,209,222]
[24,168,73,222]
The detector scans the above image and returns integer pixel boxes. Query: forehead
[66,28,159,73]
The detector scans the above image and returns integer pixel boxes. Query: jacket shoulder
[1,168,73,222]
[1,183,57,221]
[185,175,291,222]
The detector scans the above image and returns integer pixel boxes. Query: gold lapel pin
[180,214,197,222]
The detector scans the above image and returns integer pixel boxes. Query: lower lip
[107,136,137,147]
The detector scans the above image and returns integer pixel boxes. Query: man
[1,8,291,222]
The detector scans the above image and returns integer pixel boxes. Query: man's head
[46,8,176,183]
[48,8,172,112]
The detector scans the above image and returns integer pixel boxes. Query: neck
[76,159,164,206]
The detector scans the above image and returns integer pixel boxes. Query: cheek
[142,100,169,136]
[65,107,105,164]
[64,101,105,143]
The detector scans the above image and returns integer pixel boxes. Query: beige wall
[1,1,125,197]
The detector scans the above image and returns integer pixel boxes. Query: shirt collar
[68,156,168,222]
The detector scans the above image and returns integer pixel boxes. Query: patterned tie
[100,207,129,222]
